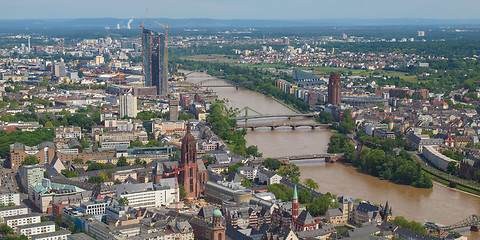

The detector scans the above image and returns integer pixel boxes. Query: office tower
[142,28,168,96]
[169,99,179,121]
[53,62,66,77]
[120,94,137,118]
[328,72,341,105]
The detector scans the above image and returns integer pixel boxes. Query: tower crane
[153,21,170,80]
[163,159,208,212]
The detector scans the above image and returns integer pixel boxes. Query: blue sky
[1,0,478,19]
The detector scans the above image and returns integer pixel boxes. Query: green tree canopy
[264,158,281,171]
[21,155,39,166]
[116,156,129,167]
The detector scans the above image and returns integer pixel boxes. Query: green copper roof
[213,209,222,217]
[293,185,298,199]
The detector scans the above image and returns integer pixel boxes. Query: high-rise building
[142,28,168,96]
[53,62,66,77]
[327,72,341,105]
[119,94,137,118]
[169,99,179,121]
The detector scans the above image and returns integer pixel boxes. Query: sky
[1,0,479,20]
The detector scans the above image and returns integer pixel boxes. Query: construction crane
[138,8,148,29]
[153,21,170,80]
[163,159,208,212]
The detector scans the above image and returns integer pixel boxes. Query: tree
[278,163,300,182]
[246,145,262,157]
[227,162,244,174]
[118,197,129,206]
[0,224,13,236]
[474,170,480,182]
[304,178,319,190]
[298,188,312,204]
[447,161,459,175]
[267,183,293,202]
[116,156,129,167]
[40,216,47,222]
[179,184,187,199]
[306,193,338,216]
[390,216,427,234]
[145,140,162,147]
[264,158,281,171]
[129,140,144,148]
[114,179,122,184]
[73,158,84,164]
[241,177,253,187]
[134,158,146,166]
[60,169,79,178]
[21,155,39,166]
[88,176,104,184]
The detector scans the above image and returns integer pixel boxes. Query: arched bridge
[237,122,331,130]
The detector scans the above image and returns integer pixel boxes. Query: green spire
[293,185,298,199]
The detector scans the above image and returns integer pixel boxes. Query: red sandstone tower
[292,186,299,223]
[328,72,342,105]
[179,122,200,199]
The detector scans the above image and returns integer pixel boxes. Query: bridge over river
[237,122,331,130]
[258,153,344,163]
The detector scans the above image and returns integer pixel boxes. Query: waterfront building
[328,72,341,105]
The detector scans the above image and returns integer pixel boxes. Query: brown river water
[184,70,480,239]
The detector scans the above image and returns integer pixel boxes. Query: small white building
[31,229,71,240]
[0,205,29,219]
[257,169,282,185]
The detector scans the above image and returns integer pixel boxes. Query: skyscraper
[328,72,341,105]
[120,94,137,118]
[142,28,168,96]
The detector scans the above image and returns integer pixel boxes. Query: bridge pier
[291,125,296,130]
[250,127,255,131]
[311,126,316,129]
[472,226,479,232]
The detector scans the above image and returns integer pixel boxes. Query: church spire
[293,185,298,200]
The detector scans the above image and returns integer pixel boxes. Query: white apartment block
[0,205,29,219]
[17,221,55,237]
[0,192,21,206]
[31,229,71,240]
[3,213,42,229]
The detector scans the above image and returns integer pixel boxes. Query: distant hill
[1,18,480,30]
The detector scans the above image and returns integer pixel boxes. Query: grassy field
[423,171,480,195]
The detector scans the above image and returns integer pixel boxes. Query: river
[183,70,480,239]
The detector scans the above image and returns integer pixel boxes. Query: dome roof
[213,209,222,217]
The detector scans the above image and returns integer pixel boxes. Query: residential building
[237,166,258,181]
[422,146,458,172]
[17,222,55,238]
[406,133,443,151]
[0,189,21,206]
[55,126,82,140]
[11,142,56,169]
[119,94,137,118]
[257,169,282,185]
[31,229,71,240]
[0,205,29,219]
[3,213,42,229]
[81,199,108,215]
[29,180,90,213]
[19,164,45,190]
